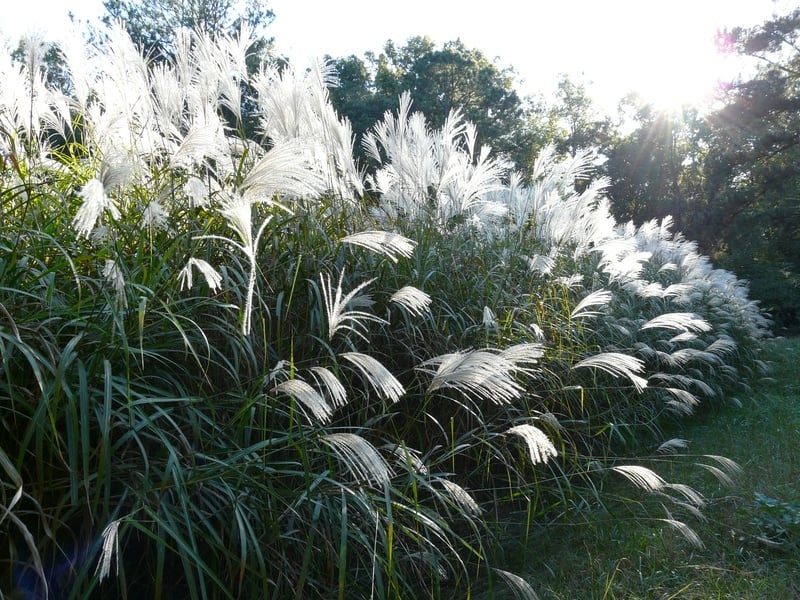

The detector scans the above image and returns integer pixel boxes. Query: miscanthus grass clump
[0,26,770,598]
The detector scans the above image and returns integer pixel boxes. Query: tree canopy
[102,0,274,62]
[328,37,527,167]
[696,10,800,327]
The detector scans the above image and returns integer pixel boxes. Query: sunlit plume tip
[506,424,557,465]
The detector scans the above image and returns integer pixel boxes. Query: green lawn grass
[491,336,800,599]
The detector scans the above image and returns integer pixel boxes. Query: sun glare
[631,45,732,112]
[586,15,738,114]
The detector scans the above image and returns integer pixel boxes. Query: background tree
[329,37,528,167]
[550,75,612,157]
[326,53,393,156]
[101,0,274,63]
[605,96,706,230]
[508,76,613,181]
[699,9,800,329]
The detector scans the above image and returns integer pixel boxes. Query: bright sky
[2,0,796,113]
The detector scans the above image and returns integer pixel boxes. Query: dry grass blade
[0,454,48,596]
[0,446,25,538]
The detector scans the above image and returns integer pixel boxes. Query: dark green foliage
[328,37,528,167]
[753,493,800,550]
[605,99,706,229]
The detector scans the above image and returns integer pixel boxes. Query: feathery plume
[492,568,541,600]
[436,478,482,517]
[665,483,706,508]
[341,230,416,263]
[389,286,432,317]
[184,176,210,208]
[73,179,119,238]
[340,352,404,403]
[499,343,545,375]
[322,432,393,486]
[570,290,613,319]
[275,379,333,424]
[526,253,555,276]
[641,312,712,334]
[320,271,385,341]
[659,516,705,549]
[141,200,169,231]
[573,352,648,392]
[95,519,122,581]
[309,366,348,409]
[506,424,557,465]
[699,456,741,487]
[214,193,273,335]
[662,388,700,415]
[102,259,126,310]
[420,350,524,405]
[612,465,666,492]
[483,306,498,330]
[385,443,428,475]
[657,438,689,454]
[240,138,326,202]
[178,258,222,292]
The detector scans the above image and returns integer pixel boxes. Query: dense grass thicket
[0,27,771,598]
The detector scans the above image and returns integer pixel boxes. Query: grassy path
[495,336,800,599]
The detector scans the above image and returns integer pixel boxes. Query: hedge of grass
[0,27,770,598]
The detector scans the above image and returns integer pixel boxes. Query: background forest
[0,1,796,598]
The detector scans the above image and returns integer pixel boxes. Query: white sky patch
[2,0,797,112]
